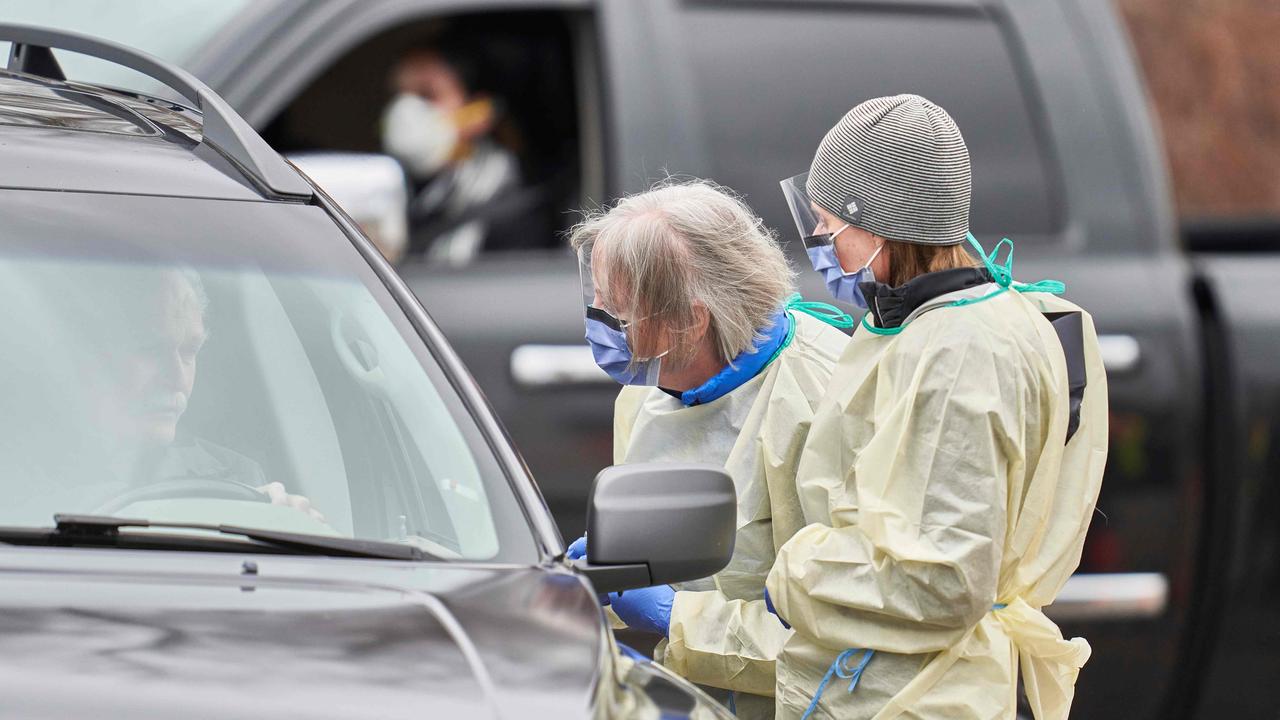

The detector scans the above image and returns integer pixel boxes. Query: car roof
[0,70,298,202]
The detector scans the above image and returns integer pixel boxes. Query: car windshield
[0,0,249,99]
[0,189,537,563]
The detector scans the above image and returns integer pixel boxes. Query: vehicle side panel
[1186,255,1280,719]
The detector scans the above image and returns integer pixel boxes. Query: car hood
[0,546,606,719]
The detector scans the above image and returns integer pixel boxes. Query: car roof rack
[0,23,312,200]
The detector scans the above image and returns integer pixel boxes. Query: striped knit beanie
[806,94,971,246]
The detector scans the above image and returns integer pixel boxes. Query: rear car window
[676,4,1062,240]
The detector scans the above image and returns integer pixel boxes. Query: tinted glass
[0,190,536,562]
[677,5,1061,239]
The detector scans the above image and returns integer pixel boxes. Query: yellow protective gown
[612,311,848,719]
[766,284,1108,720]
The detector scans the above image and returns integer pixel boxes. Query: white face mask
[380,93,459,178]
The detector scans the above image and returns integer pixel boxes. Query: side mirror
[576,463,736,594]
[286,152,409,263]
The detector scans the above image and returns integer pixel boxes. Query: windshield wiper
[0,514,431,561]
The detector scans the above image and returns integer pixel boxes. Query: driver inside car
[79,265,322,521]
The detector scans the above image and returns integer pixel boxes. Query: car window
[675,4,1063,241]
[0,190,537,563]
[260,10,594,265]
[0,0,249,100]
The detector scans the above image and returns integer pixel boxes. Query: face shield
[782,170,851,276]
[577,244,603,314]
[577,245,664,386]
[780,172,838,247]
[781,172,882,308]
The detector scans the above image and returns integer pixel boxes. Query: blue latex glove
[764,588,791,629]
[607,585,675,635]
[566,535,588,560]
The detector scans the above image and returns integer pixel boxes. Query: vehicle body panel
[0,546,602,719]
[1184,254,1280,719]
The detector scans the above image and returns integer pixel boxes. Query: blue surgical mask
[804,223,884,309]
[584,307,666,386]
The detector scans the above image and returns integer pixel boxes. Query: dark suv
[0,25,739,719]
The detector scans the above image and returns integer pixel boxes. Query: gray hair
[569,179,795,365]
[177,265,210,319]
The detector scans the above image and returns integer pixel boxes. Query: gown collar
[859,266,992,329]
[674,309,791,407]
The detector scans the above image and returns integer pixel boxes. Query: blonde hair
[569,179,795,365]
[884,240,980,287]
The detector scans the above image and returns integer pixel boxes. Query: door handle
[1097,334,1141,375]
[511,344,611,388]
[1043,572,1168,622]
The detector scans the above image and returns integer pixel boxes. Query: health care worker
[768,95,1109,719]
[566,180,851,718]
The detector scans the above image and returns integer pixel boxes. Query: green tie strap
[785,293,855,329]
[860,233,1065,332]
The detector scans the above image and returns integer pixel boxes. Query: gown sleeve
[662,590,792,696]
[766,326,1019,654]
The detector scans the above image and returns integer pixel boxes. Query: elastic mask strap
[860,241,885,273]
[635,347,672,363]
[837,235,883,278]
[786,293,854,329]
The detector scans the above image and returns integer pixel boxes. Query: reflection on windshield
[0,193,535,563]
[29,264,321,520]
[80,268,223,483]
[2,262,337,528]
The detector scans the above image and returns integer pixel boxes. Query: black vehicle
[3,1,1277,718]
[0,25,746,719]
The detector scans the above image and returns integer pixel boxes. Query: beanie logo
[841,194,865,224]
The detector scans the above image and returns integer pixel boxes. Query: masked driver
[381,37,520,265]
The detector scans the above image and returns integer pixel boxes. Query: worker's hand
[256,482,326,523]
[606,585,675,636]
[566,535,588,560]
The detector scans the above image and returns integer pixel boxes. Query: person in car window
[78,266,320,520]
[565,180,854,718]
[381,36,521,266]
